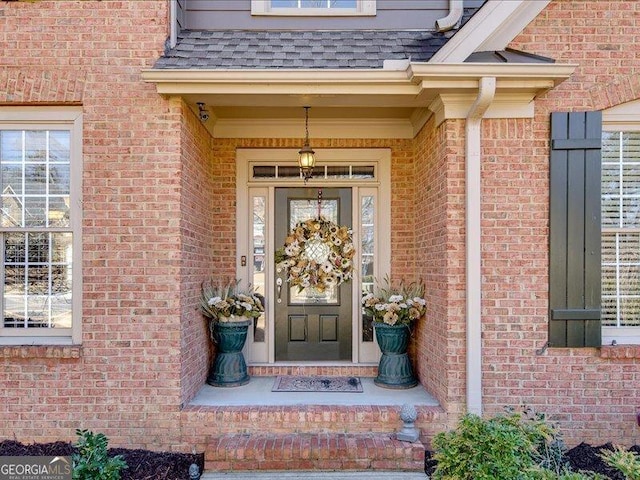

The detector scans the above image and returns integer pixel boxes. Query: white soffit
[429,0,552,64]
[143,62,576,137]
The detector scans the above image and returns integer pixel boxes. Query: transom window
[251,0,375,16]
[251,163,375,180]
[0,108,82,345]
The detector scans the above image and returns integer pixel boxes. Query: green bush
[430,408,600,480]
[72,429,127,480]
[600,446,640,480]
[527,468,606,480]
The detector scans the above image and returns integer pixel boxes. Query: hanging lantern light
[298,106,315,183]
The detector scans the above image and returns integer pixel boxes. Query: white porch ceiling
[141,62,576,138]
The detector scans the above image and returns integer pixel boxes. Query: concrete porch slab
[189,376,439,407]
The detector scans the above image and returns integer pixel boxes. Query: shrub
[72,429,127,480]
[600,446,640,480]
[430,408,600,480]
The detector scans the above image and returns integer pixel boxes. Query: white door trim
[236,148,391,364]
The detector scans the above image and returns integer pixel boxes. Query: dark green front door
[274,187,353,361]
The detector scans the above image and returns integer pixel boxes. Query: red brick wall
[478,0,640,445]
[179,103,217,406]
[413,117,466,420]
[3,0,638,454]
[0,0,188,448]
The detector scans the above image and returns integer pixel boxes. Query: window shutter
[549,111,602,347]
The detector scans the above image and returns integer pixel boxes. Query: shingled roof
[153,4,489,70]
[153,29,451,70]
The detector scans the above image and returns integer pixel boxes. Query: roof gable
[430,0,551,63]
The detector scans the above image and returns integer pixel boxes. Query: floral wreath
[276,217,354,292]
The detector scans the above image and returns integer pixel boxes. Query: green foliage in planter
[431,408,601,480]
[72,429,127,480]
[600,446,640,480]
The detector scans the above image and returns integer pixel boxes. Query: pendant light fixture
[298,106,316,183]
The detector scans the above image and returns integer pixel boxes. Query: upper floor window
[251,0,375,16]
[0,108,82,345]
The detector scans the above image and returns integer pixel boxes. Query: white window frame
[251,0,376,16]
[602,99,640,345]
[0,107,83,345]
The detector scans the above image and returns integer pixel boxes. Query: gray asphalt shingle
[154,30,450,69]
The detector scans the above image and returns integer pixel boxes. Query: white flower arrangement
[362,277,427,326]
[276,217,354,292]
[200,280,264,322]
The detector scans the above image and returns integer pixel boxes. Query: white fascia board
[141,68,414,86]
[143,63,575,94]
[430,0,551,63]
[409,62,576,86]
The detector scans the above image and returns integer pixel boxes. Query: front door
[274,187,352,361]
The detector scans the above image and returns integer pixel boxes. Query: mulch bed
[425,443,640,479]
[0,440,204,480]
[2,438,639,478]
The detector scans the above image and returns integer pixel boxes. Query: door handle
[276,277,283,303]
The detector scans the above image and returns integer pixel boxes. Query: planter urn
[207,318,251,387]
[373,322,418,389]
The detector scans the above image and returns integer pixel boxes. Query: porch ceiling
[141,62,577,138]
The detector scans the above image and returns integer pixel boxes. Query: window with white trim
[0,108,82,345]
[251,0,375,16]
[602,100,640,344]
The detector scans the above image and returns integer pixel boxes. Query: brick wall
[0,0,188,448]
[413,117,466,420]
[479,0,640,445]
[3,0,639,454]
[179,102,217,406]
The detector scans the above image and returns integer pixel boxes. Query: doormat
[272,376,363,393]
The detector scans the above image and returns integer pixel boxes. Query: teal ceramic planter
[207,319,251,387]
[373,322,418,389]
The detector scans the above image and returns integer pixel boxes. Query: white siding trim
[430,0,551,63]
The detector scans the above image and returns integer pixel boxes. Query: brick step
[182,404,446,437]
[204,433,426,472]
[248,365,378,377]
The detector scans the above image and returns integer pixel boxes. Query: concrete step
[202,472,428,479]
[204,433,426,472]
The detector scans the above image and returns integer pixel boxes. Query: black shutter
[549,111,602,347]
